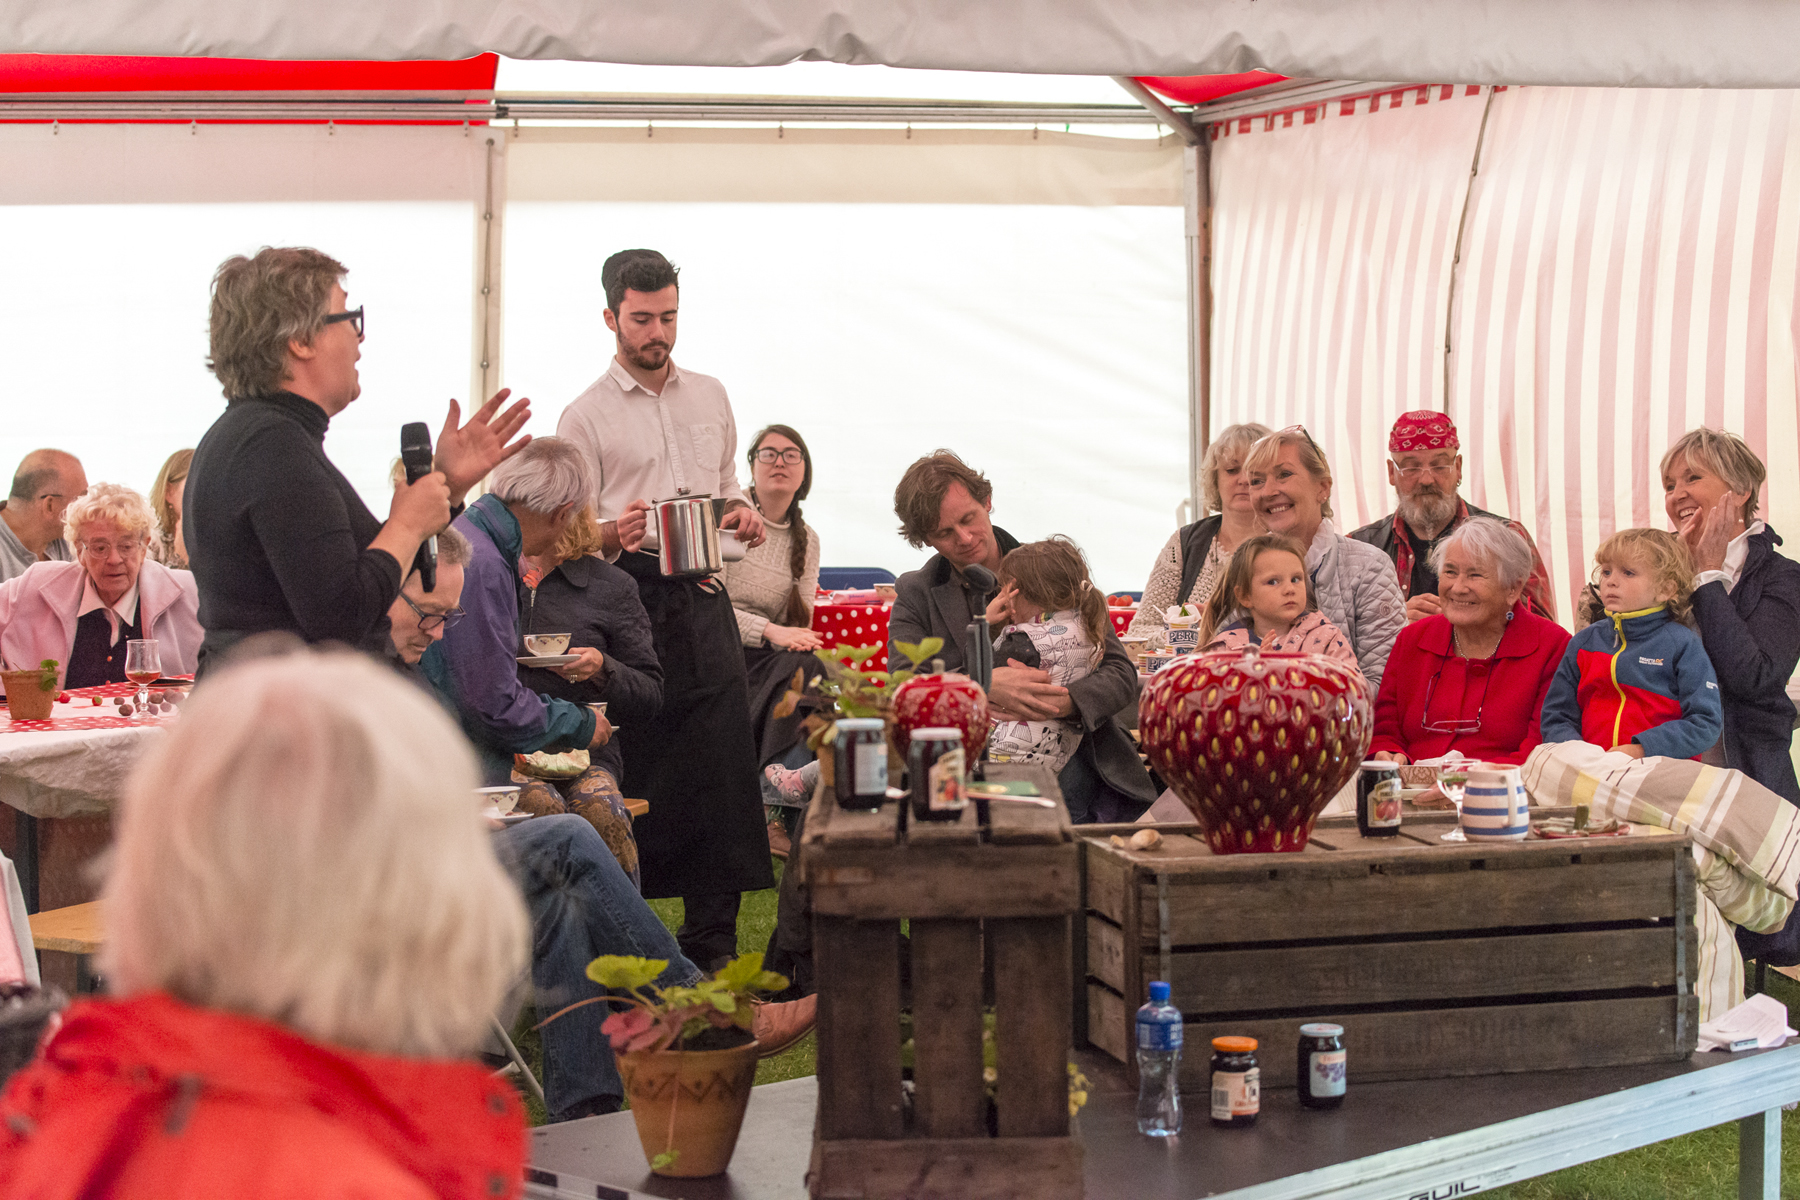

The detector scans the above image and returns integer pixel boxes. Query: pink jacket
[0,559,201,689]
[1200,609,1363,678]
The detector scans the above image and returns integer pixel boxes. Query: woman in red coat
[1369,517,1571,766]
[0,651,533,1199]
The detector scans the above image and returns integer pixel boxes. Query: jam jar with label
[1297,1023,1347,1109]
[1209,1036,1260,1127]
[908,728,966,823]
[833,718,888,811]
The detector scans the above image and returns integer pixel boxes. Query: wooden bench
[623,797,648,819]
[27,900,102,993]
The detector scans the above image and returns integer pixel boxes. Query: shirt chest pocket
[687,424,724,478]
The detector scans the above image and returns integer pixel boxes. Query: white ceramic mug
[1459,763,1529,840]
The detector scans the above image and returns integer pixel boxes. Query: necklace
[1452,625,1502,660]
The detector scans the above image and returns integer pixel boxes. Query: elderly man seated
[0,449,85,584]
[0,482,200,687]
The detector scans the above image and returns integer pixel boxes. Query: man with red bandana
[1350,411,1558,623]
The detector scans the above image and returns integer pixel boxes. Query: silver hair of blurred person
[1428,515,1533,592]
[1199,422,1273,515]
[64,483,157,547]
[100,649,530,1059]
[488,437,594,515]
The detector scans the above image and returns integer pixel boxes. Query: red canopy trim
[1211,84,1495,139]
[0,54,498,93]
[1134,72,1288,107]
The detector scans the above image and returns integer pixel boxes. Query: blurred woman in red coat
[1369,517,1571,767]
[0,650,532,1199]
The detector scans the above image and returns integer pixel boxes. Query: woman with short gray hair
[1369,517,1572,766]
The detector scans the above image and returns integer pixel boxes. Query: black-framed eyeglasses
[1419,657,1495,734]
[754,448,805,466]
[400,591,464,632]
[323,306,365,341]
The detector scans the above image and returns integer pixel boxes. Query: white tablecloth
[0,725,163,820]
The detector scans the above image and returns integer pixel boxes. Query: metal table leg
[14,808,36,914]
[1739,1107,1780,1200]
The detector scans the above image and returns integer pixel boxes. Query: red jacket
[1368,609,1571,766]
[0,993,526,1200]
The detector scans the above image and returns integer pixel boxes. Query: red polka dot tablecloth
[811,602,892,673]
[1109,607,1138,638]
[1,678,192,733]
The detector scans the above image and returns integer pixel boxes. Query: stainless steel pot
[654,494,723,576]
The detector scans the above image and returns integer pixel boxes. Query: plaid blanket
[1521,742,1800,1021]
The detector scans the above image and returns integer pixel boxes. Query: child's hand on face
[985,582,1020,626]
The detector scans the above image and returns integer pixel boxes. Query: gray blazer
[888,532,1155,814]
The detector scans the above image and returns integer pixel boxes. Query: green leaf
[650,1150,680,1171]
[585,955,668,991]
[37,659,57,692]
[713,951,767,990]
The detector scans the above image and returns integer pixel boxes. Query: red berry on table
[56,692,68,703]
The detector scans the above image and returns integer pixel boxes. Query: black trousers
[679,891,744,970]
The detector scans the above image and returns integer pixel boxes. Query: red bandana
[1389,410,1459,454]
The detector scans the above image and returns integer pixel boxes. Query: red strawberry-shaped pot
[890,670,989,762]
[1139,645,1373,853]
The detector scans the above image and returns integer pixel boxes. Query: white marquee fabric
[1209,85,1800,620]
[10,1,1800,90]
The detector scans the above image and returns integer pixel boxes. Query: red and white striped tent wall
[1205,82,1800,621]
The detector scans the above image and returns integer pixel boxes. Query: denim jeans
[492,815,701,1122]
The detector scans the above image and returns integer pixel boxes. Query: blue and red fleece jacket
[1539,605,1723,759]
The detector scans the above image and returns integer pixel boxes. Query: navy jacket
[1691,526,1800,804]
[1540,606,1722,760]
[423,495,596,785]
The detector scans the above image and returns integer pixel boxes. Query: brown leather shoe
[767,820,792,860]
[751,993,816,1058]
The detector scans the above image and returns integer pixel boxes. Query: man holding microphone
[186,246,530,669]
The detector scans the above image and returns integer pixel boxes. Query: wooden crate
[1080,811,1699,1089]
[799,761,1083,1200]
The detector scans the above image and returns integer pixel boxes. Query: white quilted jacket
[1303,520,1406,691]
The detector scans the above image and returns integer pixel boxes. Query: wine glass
[1438,764,1470,842]
[125,639,161,715]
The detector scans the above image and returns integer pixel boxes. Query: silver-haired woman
[1128,422,1272,638]
[0,651,532,1194]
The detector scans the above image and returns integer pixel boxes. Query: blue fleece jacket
[422,494,596,785]
[1539,605,1723,760]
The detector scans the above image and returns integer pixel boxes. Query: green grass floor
[511,864,1799,1196]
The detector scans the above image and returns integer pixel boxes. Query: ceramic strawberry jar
[1138,645,1373,853]
[889,670,989,762]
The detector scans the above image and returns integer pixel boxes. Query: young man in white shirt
[557,249,775,971]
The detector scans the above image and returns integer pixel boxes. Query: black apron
[742,645,825,768]
[617,551,776,899]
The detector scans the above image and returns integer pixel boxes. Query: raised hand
[436,389,533,502]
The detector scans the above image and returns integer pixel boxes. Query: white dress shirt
[1695,520,1765,594]
[556,358,750,521]
[76,576,140,645]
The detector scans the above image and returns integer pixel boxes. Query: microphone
[399,422,437,593]
[961,563,998,597]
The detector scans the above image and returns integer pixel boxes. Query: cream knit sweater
[723,514,822,647]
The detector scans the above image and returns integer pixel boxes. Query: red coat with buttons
[0,992,526,1200]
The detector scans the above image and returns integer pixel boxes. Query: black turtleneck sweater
[186,391,402,668]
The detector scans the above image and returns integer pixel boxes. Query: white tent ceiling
[8,1,1800,89]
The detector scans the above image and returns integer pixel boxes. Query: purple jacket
[422,495,595,784]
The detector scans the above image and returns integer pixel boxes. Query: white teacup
[1459,763,1529,840]
[477,785,521,816]
[523,633,572,657]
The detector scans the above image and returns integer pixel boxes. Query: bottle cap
[835,718,885,732]
[910,727,962,742]
[1299,1022,1344,1037]
[1147,981,1171,1003]
[1211,1036,1258,1053]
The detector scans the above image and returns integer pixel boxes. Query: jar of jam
[833,718,888,811]
[1297,1023,1346,1109]
[1209,1036,1259,1127]
[908,728,966,823]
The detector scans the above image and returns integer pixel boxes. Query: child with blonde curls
[1540,529,1722,759]
[981,537,1109,771]
[1197,534,1360,672]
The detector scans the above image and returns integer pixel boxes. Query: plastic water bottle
[1136,980,1183,1136]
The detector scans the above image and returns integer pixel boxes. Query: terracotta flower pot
[1,670,55,721]
[1138,645,1373,853]
[617,1041,761,1177]
[889,672,988,762]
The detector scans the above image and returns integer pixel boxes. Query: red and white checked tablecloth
[1,679,191,733]
[811,602,892,673]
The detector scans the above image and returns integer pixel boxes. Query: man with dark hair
[0,450,84,583]
[1349,411,1556,622]
[557,248,777,971]
[887,450,1155,822]
[186,246,531,668]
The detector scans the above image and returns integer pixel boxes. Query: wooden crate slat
[992,916,1072,1138]
[814,917,905,1139]
[910,919,987,1138]
[809,1135,1083,1200]
[808,842,1079,919]
[1085,982,1128,1061]
[1138,853,1681,944]
[983,762,1072,845]
[906,797,983,846]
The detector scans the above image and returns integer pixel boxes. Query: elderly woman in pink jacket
[0,483,201,689]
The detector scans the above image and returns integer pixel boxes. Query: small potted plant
[0,659,59,721]
[542,952,789,1177]
[772,637,953,787]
